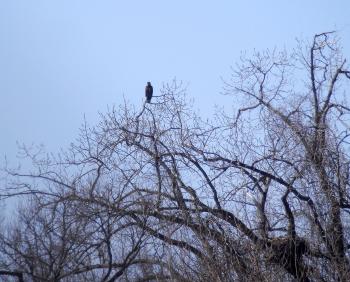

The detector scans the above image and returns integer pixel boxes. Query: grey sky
[1,1,349,164]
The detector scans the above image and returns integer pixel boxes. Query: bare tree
[1,32,350,281]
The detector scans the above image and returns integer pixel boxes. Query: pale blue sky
[1,1,350,163]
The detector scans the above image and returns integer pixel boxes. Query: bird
[145,82,153,103]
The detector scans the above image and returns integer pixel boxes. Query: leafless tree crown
[1,32,350,281]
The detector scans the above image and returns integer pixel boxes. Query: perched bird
[145,82,153,103]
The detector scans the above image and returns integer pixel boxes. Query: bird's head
[147,82,151,86]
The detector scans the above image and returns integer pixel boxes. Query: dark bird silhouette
[145,82,153,103]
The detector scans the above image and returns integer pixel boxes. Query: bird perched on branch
[145,82,153,103]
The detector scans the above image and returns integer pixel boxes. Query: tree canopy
[1,32,350,282]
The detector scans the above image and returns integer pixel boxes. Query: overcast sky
[1,1,350,164]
